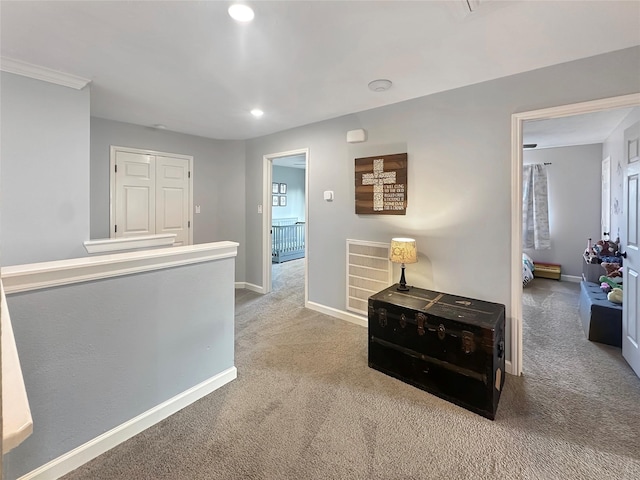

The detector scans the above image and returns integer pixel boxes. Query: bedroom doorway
[510,93,640,376]
[262,148,309,305]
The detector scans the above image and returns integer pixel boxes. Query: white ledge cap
[2,241,239,294]
[84,234,176,254]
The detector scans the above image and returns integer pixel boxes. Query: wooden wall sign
[355,153,407,215]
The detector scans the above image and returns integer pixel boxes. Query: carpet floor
[62,263,640,479]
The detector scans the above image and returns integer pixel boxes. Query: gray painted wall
[3,258,236,479]
[245,46,640,362]
[90,117,246,281]
[603,107,640,246]
[523,144,603,277]
[272,166,305,222]
[0,72,90,265]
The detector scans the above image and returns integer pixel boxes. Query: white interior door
[114,151,156,237]
[156,155,190,246]
[622,121,640,376]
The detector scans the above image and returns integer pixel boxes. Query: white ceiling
[273,154,306,169]
[1,1,639,141]
[523,107,638,150]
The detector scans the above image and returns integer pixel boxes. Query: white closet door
[622,121,640,377]
[155,155,190,246]
[114,151,156,237]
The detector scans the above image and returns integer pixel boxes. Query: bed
[272,218,305,263]
[522,253,535,287]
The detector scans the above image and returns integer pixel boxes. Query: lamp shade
[389,238,418,264]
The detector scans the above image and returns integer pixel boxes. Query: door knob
[620,251,627,258]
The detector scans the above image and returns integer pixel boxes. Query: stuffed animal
[600,282,612,293]
[599,275,623,290]
[608,288,623,304]
[602,263,623,278]
[596,239,618,257]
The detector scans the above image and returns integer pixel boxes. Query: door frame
[109,145,194,244]
[262,148,309,305]
[510,93,640,376]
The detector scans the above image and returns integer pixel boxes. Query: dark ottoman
[578,281,622,347]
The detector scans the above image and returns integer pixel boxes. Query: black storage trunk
[368,284,506,420]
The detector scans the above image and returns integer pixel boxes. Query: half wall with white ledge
[83,233,176,254]
[2,241,238,480]
[1,280,33,454]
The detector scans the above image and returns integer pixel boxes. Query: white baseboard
[306,301,519,378]
[505,360,514,376]
[234,282,265,294]
[19,367,237,480]
[561,274,581,283]
[306,301,367,327]
[246,282,264,294]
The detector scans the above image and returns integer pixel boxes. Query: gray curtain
[522,164,550,250]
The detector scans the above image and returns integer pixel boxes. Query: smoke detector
[368,79,392,92]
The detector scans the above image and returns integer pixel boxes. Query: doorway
[510,93,640,376]
[262,148,309,304]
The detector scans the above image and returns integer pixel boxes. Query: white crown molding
[0,57,91,90]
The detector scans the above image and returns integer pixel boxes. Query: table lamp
[390,238,417,291]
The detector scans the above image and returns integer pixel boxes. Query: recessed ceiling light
[153,124,167,130]
[368,79,392,92]
[251,109,264,117]
[228,4,254,22]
